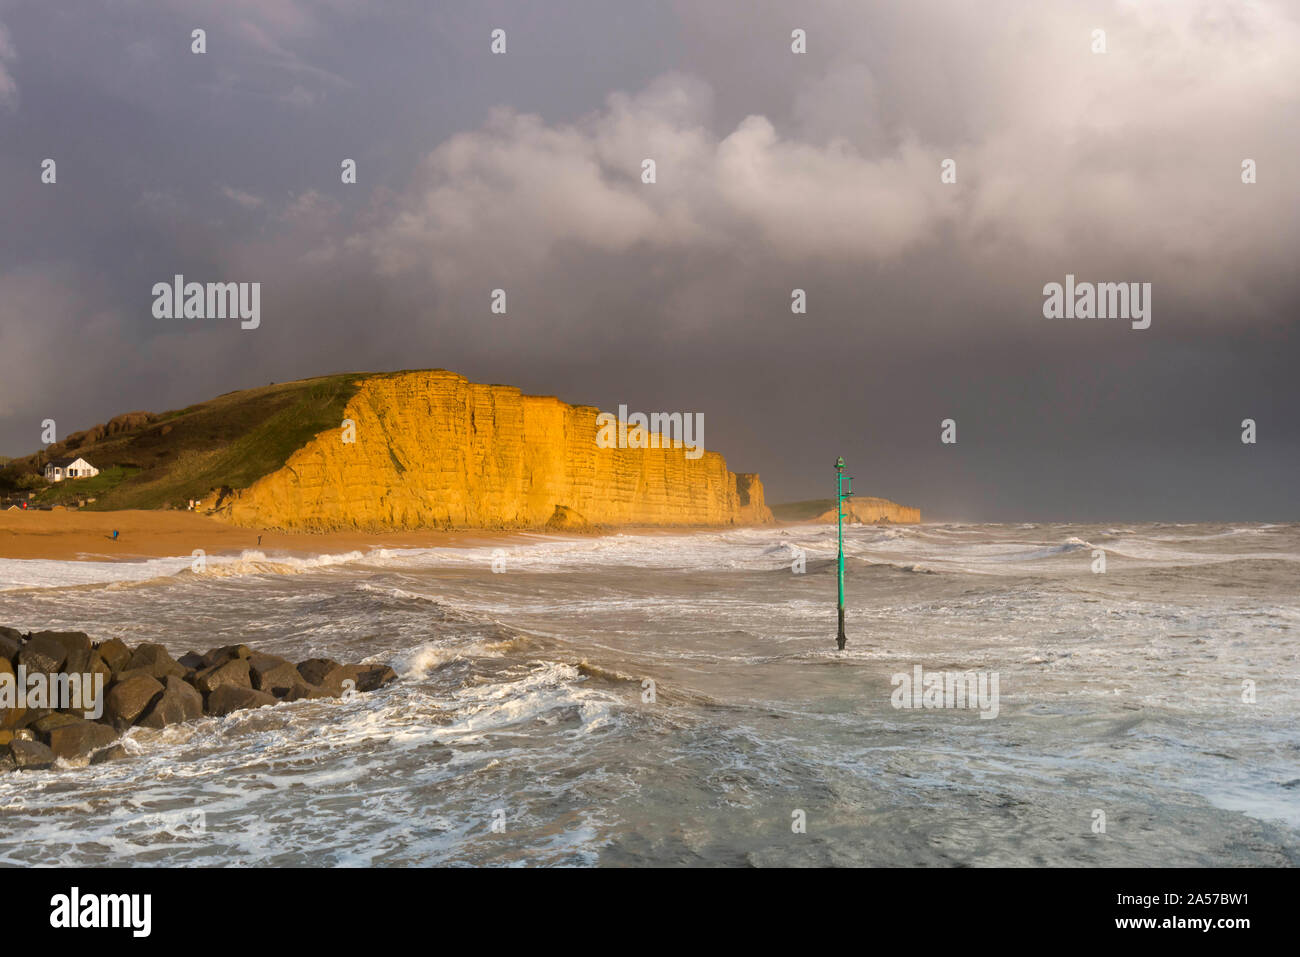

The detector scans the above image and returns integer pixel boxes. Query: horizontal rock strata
[215,370,773,531]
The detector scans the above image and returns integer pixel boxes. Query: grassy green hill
[0,374,366,510]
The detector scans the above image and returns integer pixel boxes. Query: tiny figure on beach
[257,534,262,546]
[112,529,119,541]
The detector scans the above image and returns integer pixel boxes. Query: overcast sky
[1,0,1297,520]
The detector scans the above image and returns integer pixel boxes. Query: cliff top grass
[0,374,366,510]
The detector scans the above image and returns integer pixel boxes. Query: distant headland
[771,498,922,525]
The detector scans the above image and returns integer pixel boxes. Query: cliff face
[815,497,921,525]
[216,370,772,531]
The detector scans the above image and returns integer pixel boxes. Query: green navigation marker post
[835,456,854,650]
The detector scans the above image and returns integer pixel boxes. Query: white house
[44,456,100,483]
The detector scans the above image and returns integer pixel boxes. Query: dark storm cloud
[0,0,1297,520]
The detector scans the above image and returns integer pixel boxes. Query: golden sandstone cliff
[215,370,772,531]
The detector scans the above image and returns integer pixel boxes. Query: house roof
[46,456,93,468]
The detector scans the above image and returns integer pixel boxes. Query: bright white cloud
[353,0,1298,299]
[356,73,957,284]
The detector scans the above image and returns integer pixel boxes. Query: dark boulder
[93,637,132,675]
[0,702,20,733]
[247,652,291,680]
[137,676,204,728]
[170,675,205,716]
[207,685,277,716]
[31,631,93,674]
[17,633,66,675]
[248,654,311,698]
[88,652,112,686]
[89,743,129,765]
[315,663,395,696]
[0,628,22,664]
[194,657,251,694]
[200,644,253,669]
[31,711,82,741]
[15,707,52,729]
[279,681,331,702]
[312,665,351,696]
[109,667,157,688]
[49,670,104,715]
[177,651,206,670]
[296,658,340,686]
[46,719,118,760]
[9,738,56,770]
[103,673,165,730]
[355,665,398,692]
[1,625,401,772]
[0,655,21,729]
[124,642,186,680]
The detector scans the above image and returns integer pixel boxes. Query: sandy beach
[0,509,560,561]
